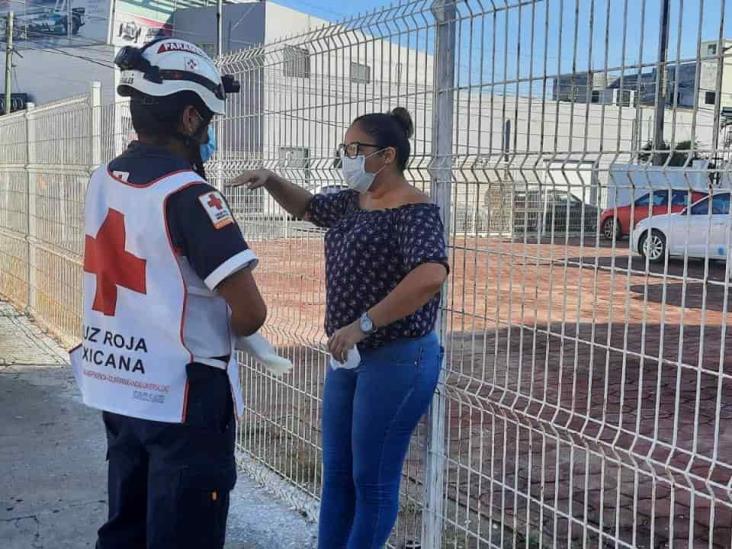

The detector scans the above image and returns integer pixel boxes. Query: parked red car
[600,189,708,240]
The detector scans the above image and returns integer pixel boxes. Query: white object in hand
[329,347,361,371]
[235,333,293,376]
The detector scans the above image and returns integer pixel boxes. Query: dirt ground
[243,233,732,548]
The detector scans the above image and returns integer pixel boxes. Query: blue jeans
[318,332,442,549]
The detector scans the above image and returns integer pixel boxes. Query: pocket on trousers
[184,363,234,433]
[391,344,425,370]
[174,467,236,548]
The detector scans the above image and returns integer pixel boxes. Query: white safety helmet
[115,38,239,115]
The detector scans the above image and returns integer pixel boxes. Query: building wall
[264,1,327,42]
[5,44,115,105]
[172,1,266,55]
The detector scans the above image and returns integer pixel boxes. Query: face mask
[199,125,216,164]
[341,149,385,193]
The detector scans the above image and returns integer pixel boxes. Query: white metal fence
[2,0,732,547]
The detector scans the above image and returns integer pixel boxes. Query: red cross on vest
[207,193,223,210]
[83,209,147,316]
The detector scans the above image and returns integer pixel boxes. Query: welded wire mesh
[217,1,732,547]
[0,0,731,547]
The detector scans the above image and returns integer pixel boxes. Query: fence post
[25,101,35,314]
[90,81,102,170]
[422,1,456,548]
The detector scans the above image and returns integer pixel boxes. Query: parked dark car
[28,7,86,37]
[513,190,599,234]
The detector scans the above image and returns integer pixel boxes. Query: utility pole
[4,12,13,117]
[712,43,731,154]
[216,0,223,57]
[652,0,670,165]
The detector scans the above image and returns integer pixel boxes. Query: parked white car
[631,192,732,263]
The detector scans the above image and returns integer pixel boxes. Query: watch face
[361,315,373,333]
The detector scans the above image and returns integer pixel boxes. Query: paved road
[0,304,317,549]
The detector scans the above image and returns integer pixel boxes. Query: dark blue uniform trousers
[96,363,236,549]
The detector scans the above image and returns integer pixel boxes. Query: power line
[279,0,345,19]
[19,42,115,69]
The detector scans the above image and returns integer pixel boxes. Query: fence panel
[0,110,29,308]
[218,1,732,547]
[216,5,440,543]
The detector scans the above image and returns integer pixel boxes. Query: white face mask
[341,149,386,193]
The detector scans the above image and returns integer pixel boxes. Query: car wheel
[602,217,621,240]
[639,229,666,264]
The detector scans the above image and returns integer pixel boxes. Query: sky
[274,0,732,82]
[273,0,392,20]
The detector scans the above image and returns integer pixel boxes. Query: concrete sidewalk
[0,303,317,549]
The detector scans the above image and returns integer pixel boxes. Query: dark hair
[129,90,212,138]
[353,107,414,172]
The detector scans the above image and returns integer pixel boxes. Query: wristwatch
[359,312,376,335]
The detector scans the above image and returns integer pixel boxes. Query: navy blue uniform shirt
[107,141,253,285]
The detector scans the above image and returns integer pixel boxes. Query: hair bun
[390,107,414,139]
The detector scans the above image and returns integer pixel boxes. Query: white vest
[70,167,244,423]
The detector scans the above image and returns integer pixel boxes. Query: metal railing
[2,1,732,547]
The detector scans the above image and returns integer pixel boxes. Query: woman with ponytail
[232,108,449,548]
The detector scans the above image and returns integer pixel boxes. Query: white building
[553,40,732,113]
[1,0,221,105]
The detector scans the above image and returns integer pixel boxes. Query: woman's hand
[327,321,367,363]
[226,169,314,219]
[228,169,274,190]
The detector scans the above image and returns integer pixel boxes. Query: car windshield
[690,197,710,215]
[712,193,731,215]
[688,193,730,215]
[651,190,669,206]
[550,191,581,203]
[671,190,694,206]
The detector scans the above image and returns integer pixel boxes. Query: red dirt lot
[244,234,732,548]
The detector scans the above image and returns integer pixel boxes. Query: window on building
[278,147,310,182]
[591,90,601,103]
[616,89,635,107]
[708,44,718,56]
[283,46,310,78]
[350,62,372,84]
[705,91,717,105]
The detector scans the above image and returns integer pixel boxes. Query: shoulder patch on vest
[198,191,234,229]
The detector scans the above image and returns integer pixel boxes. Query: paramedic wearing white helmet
[69,38,266,548]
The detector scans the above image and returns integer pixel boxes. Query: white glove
[235,332,293,376]
[329,347,361,371]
